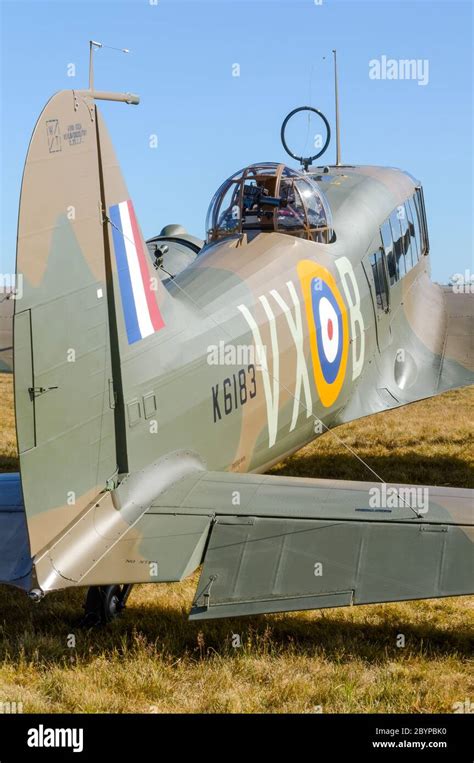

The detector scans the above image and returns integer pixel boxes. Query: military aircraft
[0,51,472,625]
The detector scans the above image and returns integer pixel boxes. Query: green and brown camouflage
[0,87,472,621]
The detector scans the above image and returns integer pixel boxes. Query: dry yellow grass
[0,374,472,713]
[0,373,17,471]
[270,386,474,486]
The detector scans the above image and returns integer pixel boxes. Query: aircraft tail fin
[13,90,169,561]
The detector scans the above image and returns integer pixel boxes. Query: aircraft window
[390,210,406,279]
[206,162,333,244]
[216,180,242,236]
[414,188,429,255]
[295,177,332,241]
[411,194,423,258]
[379,190,429,284]
[398,205,412,271]
[277,179,306,232]
[405,198,419,264]
[380,220,397,285]
[420,188,430,253]
[370,248,390,312]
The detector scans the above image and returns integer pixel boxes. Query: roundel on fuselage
[297,260,349,407]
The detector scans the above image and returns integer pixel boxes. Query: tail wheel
[82,584,133,626]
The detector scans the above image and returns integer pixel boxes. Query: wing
[17,463,473,619]
[148,471,473,620]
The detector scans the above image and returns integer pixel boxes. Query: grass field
[0,373,472,713]
[0,373,16,472]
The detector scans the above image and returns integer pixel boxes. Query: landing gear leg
[82,584,133,626]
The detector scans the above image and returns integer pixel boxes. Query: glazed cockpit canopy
[206,162,333,244]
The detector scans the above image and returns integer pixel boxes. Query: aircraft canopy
[206,163,333,244]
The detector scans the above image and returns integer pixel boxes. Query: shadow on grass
[0,458,19,472]
[0,584,471,668]
[271,453,474,488]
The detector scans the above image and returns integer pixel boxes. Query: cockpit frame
[206,162,333,245]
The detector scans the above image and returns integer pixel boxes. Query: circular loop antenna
[280,106,331,170]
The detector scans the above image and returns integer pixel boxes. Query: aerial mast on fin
[74,39,140,105]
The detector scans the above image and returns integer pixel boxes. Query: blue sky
[1,0,472,282]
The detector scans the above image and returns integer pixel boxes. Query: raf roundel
[297,260,349,407]
[312,284,342,383]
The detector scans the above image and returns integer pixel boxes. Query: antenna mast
[82,40,139,105]
[333,49,342,166]
[88,40,102,91]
